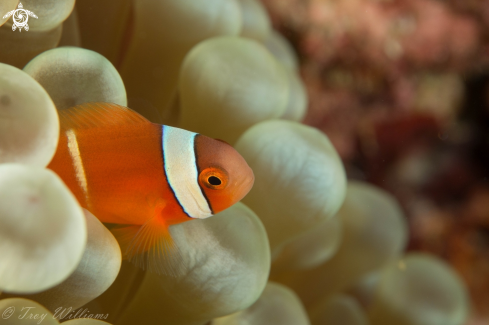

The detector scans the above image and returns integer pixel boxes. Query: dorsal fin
[59,102,151,131]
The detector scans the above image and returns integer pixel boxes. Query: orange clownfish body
[48,102,254,275]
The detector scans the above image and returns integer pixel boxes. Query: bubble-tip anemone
[117,202,270,325]
[213,282,310,325]
[9,0,75,32]
[0,1,18,27]
[64,320,112,325]
[0,23,63,68]
[120,0,242,123]
[272,181,408,308]
[309,294,368,325]
[272,214,342,273]
[0,63,59,167]
[18,210,121,313]
[58,9,81,47]
[235,120,347,256]
[238,0,271,42]
[179,36,289,144]
[23,47,127,110]
[368,253,469,325]
[281,67,308,122]
[0,164,86,294]
[263,30,299,72]
[76,0,131,65]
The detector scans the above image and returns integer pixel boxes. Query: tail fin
[111,218,186,277]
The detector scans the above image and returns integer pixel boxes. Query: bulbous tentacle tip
[214,282,310,325]
[0,164,86,294]
[368,253,470,325]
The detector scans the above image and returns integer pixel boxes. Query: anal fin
[111,219,186,277]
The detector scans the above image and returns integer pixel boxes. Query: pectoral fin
[111,218,185,277]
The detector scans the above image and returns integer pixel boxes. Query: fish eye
[199,167,228,190]
[208,176,221,186]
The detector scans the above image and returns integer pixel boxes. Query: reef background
[260,0,489,322]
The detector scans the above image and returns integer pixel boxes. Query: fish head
[195,135,254,214]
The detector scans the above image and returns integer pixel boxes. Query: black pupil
[208,176,221,186]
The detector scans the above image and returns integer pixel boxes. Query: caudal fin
[111,219,186,277]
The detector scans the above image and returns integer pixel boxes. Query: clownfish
[47,102,254,275]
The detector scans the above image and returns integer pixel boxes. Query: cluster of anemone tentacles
[0,1,469,325]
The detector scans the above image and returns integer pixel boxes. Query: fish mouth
[246,170,255,190]
[238,168,255,199]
